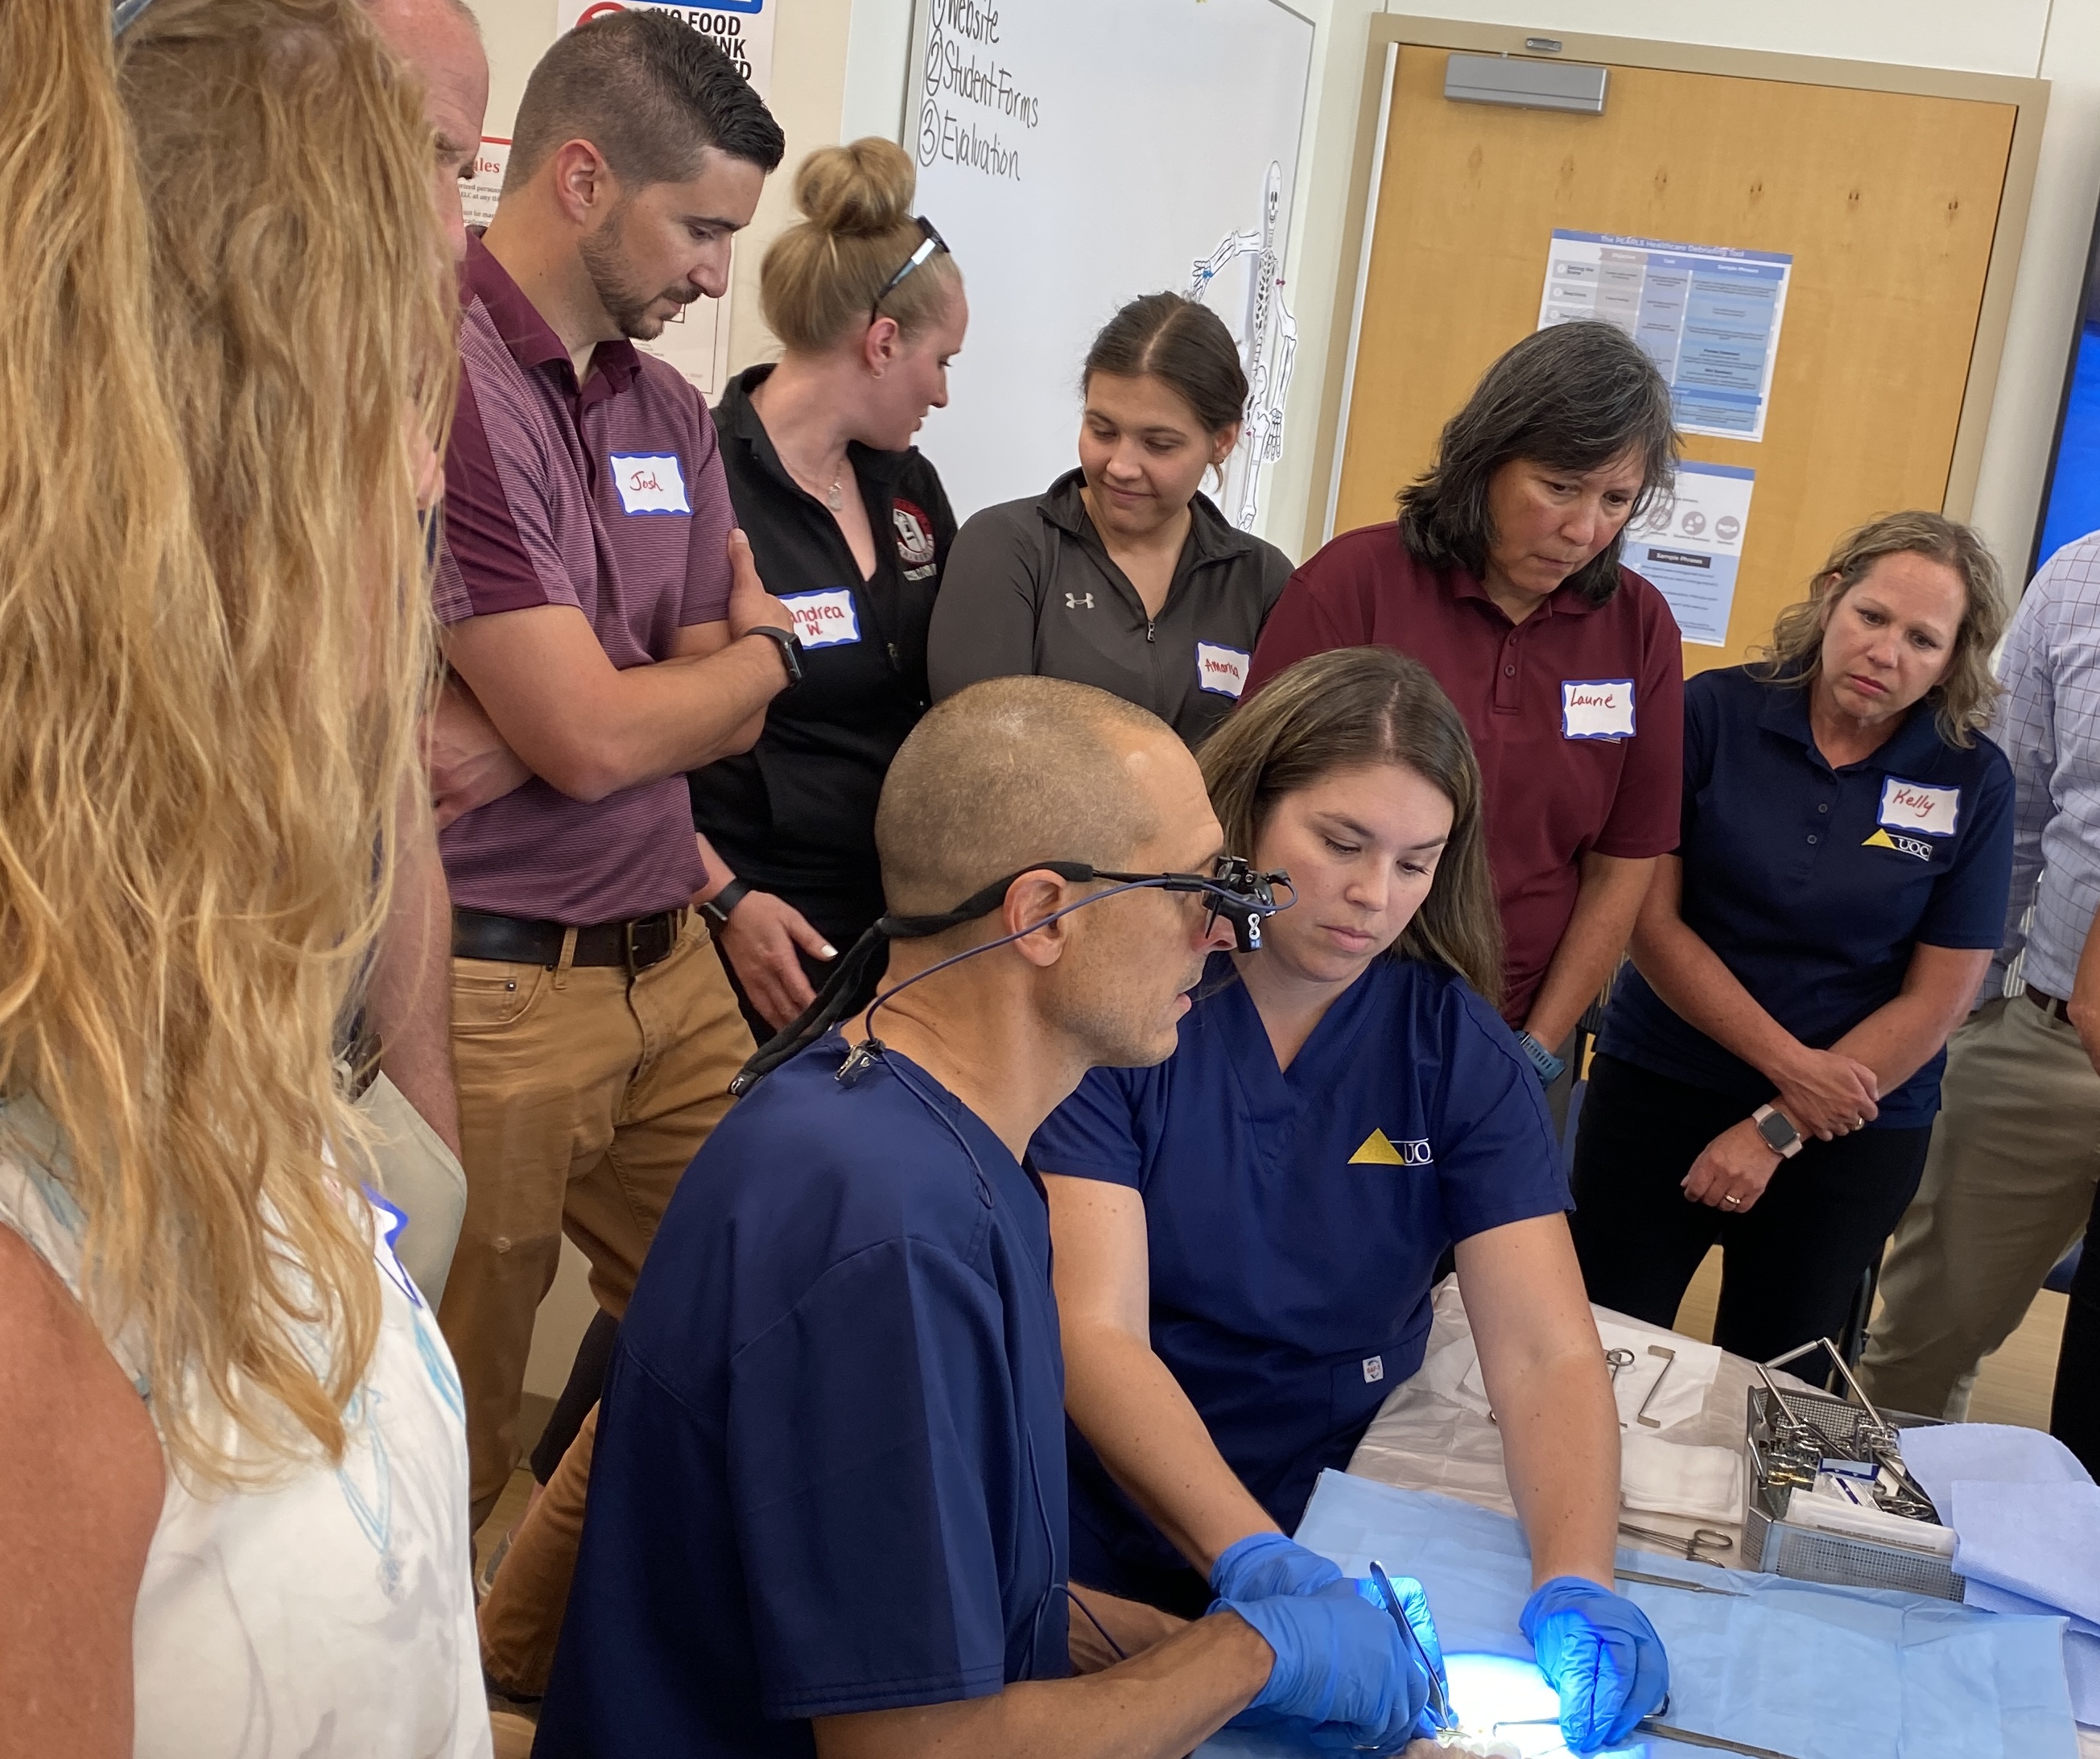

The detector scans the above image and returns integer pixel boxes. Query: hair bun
[794,138,916,238]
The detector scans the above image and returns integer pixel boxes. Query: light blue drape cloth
[1196,1472,2079,1759]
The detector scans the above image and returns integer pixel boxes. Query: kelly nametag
[778,587,862,650]
[1879,776,1961,838]
[609,453,690,515]
[1562,679,1636,740]
[1195,641,1250,699]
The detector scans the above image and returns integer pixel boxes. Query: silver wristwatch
[1752,1103,1804,1159]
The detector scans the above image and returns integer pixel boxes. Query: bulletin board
[1309,19,2048,673]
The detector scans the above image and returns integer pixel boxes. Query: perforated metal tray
[1742,1384,1966,1602]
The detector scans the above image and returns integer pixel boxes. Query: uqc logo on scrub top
[1349,1128,1434,1168]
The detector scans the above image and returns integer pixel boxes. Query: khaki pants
[436,913,752,1526]
[481,1402,599,1697]
[1858,994,2100,1418]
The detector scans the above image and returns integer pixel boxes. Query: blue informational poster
[1540,229,1793,442]
[1622,460,1756,647]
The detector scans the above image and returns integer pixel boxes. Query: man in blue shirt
[534,678,1432,1758]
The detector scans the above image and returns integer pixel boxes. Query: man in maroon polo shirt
[1249,324,1684,1121]
[431,10,790,1526]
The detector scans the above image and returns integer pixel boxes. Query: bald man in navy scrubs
[534,679,1433,1759]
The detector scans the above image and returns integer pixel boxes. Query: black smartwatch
[746,623,803,688]
[697,877,751,932]
[1752,1103,1804,1160]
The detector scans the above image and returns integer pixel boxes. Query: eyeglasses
[732,851,1293,1094]
[869,216,950,324]
[887,855,1293,955]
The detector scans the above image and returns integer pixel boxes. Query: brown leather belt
[2027,983,2073,1022]
[452,905,684,972]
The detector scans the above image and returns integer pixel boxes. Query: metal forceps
[1618,1521,1733,1563]
[1367,1560,1456,1736]
[1494,1712,1801,1759]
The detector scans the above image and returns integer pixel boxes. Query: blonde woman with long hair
[1570,513,2012,1373]
[1033,646,1668,1754]
[0,0,485,1753]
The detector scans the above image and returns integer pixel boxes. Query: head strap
[729,857,1290,1094]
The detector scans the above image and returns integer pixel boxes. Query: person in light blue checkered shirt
[1861,533,2100,1418]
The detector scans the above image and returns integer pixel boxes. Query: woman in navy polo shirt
[1034,647,1669,1755]
[690,138,966,1031]
[1570,514,2015,1365]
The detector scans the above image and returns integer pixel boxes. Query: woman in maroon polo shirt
[1246,321,1684,1117]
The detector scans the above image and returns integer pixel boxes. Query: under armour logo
[1065,592,1094,610]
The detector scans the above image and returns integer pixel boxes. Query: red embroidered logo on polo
[892,498,938,580]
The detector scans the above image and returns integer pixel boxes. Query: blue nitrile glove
[1520,1575,1671,1752]
[1211,1532,1344,1600]
[1216,1577,1430,1754]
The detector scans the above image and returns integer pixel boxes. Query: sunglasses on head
[869,216,950,324]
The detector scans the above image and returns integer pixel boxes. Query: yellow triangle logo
[1863,828,1897,849]
[1351,1129,1405,1166]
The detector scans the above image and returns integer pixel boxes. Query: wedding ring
[1722,1193,1742,1207]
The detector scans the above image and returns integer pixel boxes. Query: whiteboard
[904,0,1315,530]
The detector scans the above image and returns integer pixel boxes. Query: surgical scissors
[1618,1521,1733,1563]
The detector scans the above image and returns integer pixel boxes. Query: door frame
[1305,16,2049,557]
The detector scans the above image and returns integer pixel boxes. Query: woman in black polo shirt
[1569,514,2015,1365]
[689,138,966,1031]
[926,293,1291,745]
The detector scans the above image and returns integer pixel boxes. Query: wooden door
[1334,46,2020,671]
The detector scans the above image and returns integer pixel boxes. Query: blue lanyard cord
[1066,1586,1130,1664]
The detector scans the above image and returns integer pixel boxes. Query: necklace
[782,448,846,511]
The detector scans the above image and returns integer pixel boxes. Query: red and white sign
[557,0,774,99]
[779,587,862,650]
[460,136,510,232]
[1879,776,1962,838]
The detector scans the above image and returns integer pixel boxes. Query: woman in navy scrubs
[1570,514,2015,1366]
[1033,646,1668,1753]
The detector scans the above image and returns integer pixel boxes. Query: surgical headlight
[730,854,1294,1093]
[886,856,1292,956]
